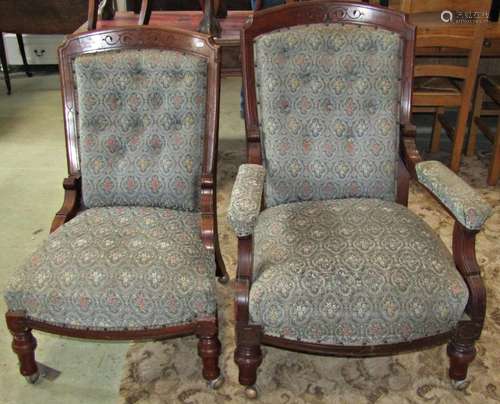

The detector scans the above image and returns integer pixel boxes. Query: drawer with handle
[3,34,65,65]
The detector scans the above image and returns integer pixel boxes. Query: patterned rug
[119,146,500,404]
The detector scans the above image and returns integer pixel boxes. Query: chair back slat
[416,35,475,50]
[414,65,468,79]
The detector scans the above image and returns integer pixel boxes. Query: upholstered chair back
[254,24,403,207]
[74,49,208,211]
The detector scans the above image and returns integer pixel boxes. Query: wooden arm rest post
[234,236,253,324]
[452,223,486,338]
[50,174,81,233]
[400,123,422,178]
[200,175,216,251]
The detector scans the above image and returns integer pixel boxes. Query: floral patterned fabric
[74,49,208,211]
[254,24,403,207]
[249,198,469,345]
[228,164,266,237]
[4,207,216,330]
[416,161,492,230]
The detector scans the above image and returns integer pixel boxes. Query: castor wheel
[245,385,258,399]
[451,379,469,390]
[207,374,224,390]
[24,371,40,384]
[217,274,229,284]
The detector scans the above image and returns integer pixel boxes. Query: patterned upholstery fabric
[74,49,207,211]
[254,24,403,207]
[249,199,469,345]
[416,161,492,230]
[5,207,216,330]
[228,164,266,237]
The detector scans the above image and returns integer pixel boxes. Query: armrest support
[453,223,486,329]
[50,174,81,233]
[400,124,422,177]
[416,161,492,230]
[228,164,266,237]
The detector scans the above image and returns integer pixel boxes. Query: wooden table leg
[16,34,32,78]
[0,33,11,95]
[198,0,221,36]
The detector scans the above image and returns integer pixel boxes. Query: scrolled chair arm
[50,173,81,233]
[228,164,266,237]
[415,161,492,231]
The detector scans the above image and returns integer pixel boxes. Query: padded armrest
[416,161,492,230]
[228,164,266,237]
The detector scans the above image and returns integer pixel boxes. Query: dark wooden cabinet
[0,0,88,94]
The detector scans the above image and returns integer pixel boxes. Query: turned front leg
[6,312,39,382]
[234,324,262,397]
[196,318,222,387]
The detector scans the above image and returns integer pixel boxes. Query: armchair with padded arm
[229,1,492,398]
[4,26,228,388]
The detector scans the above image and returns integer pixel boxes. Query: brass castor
[24,371,40,384]
[217,275,229,285]
[207,374,224,390]
[245,385,258,399]
[451,379,469,390]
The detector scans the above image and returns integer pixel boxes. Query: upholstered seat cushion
[249,199,469,346]
[4,207,216,330]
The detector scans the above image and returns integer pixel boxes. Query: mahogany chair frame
[236,0,486,397]
[6,26,228,386]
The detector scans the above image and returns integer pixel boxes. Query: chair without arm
[4,26,228,387]
[229,0,492,398]
[411,25,485,172]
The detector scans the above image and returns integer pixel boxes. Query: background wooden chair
[467,74,500,185]
[4,26,228,387]
[253,0,378,9]
[411,24,485,172]
[229,1,491,398]
[399,0,492,14]
[134,0,224,35]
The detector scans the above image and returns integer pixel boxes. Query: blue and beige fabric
[416,161,492,230]
[249,199,469,345]
[228,164,266,237]
[5,207,216,330]
[254,24,403,207]
[75,49,207,211]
